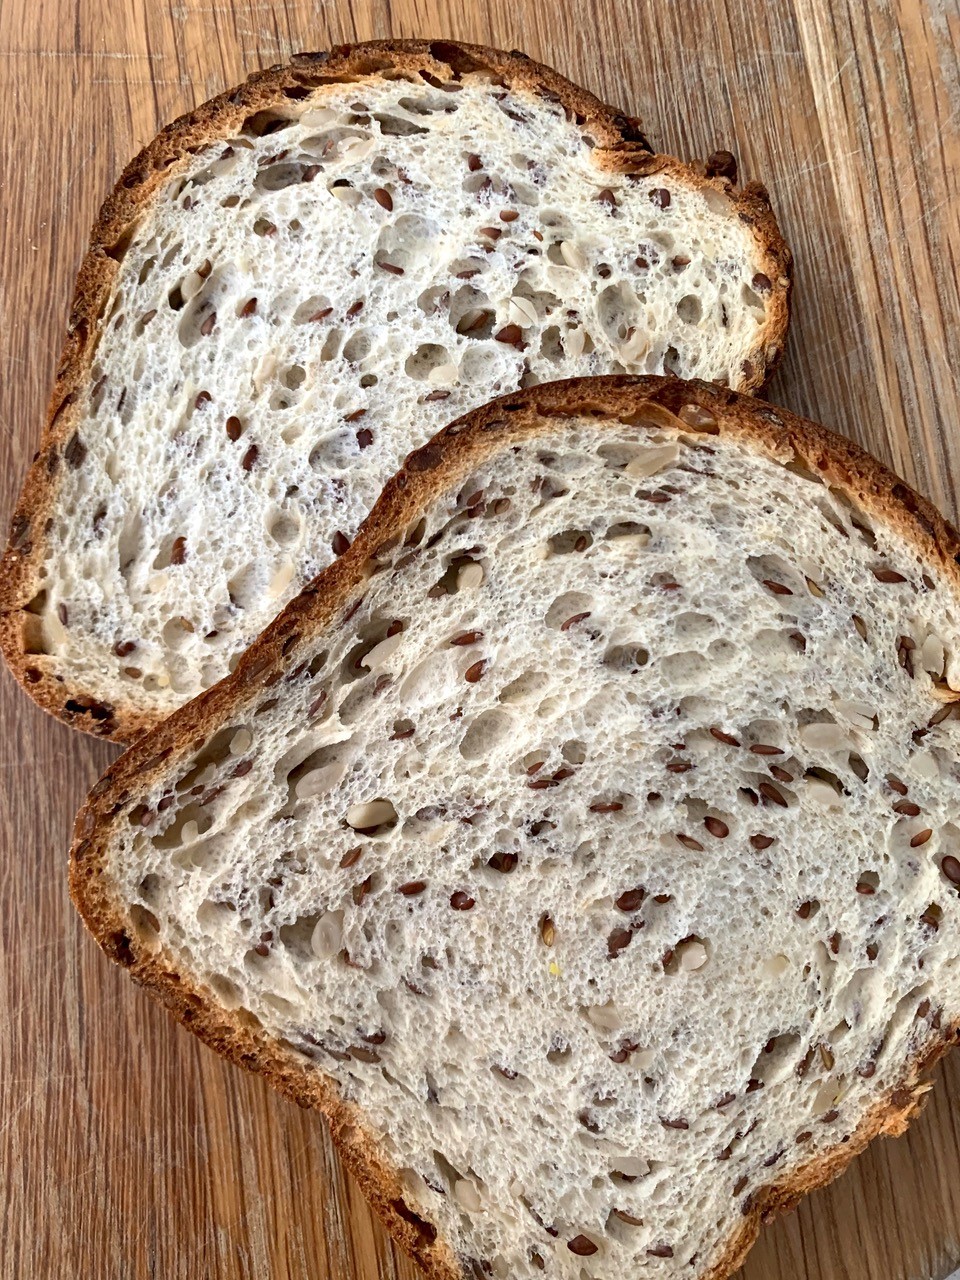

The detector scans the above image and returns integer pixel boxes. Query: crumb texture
[27,71,778,715]
[100,411,960,1279]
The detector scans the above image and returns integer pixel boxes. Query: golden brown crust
[71,374,960,1280]
[0,38,792,743]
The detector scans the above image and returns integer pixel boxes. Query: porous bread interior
[33,72,775,715]
[104,416,960,1279]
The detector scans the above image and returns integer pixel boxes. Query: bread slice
[71,375,960,1280]
[1,39,791,741]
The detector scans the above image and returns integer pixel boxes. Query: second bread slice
[1,39,790,738]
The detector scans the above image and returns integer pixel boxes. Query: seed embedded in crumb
[450,630,484,646]
[373,187,393,210]
[560,612,591,631]
[750,743,784,756]
[607,928,633,957]
[567,1236,598,1257]
[457,562,484,590]
[464,660,487,683]
[910,829,933,847]
[590,801,623,813]
[710,727,740,745]
[873,567,907,583]
[398,880,427,896]
[677,833,704,851]
[941,855,960,885]
[759,782,787,807]
[450,891,475,911]
[894,800,921,817]
[704,816,729,838]
[616,888,645,912]
[539,914,555,946]
[762,579,792,596]
[345,798,397,830]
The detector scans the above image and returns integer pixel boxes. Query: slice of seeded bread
[72,375,960,1280]
[1,39,791,741]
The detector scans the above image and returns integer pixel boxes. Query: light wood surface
[2,2,960,1278]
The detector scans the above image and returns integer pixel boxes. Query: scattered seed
[346,799,396,830]
[894,800,921,817]
[567,1236,597,1257]
[941,856,960,885]
[495,323,524,347]
[450,891,475,910]
[750,834,774,851]
[464,660,486,683]
[660,1116,688,1130]
[759,782,787,807]
[910,829,933,847]
[340,846,362,869]
[647,1244,674,1259]
[170,536,187,565]
[332,531,350,556]
[828,931,841,954]
[560,612,591,631]
[540,915,556,946]
[114,640,136,657]
[615,888,645,913]
[649,188,671,209]
[226,416,242,441]
[873,567,907,583]
[704,816,729,838]
[607,928,633,958]
[378,261,405,275]
[677,833,705,851]
[590,801,623,813]
[489,850,518,873]
[373,187,393,210]
[762,580,793,596]
[242,444,259,471]
[398,880,427,896]
[200,311,217,336]
[710,727,740,746]
[352,876,373,906]
[750,743,784,756]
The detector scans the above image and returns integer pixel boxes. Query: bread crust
[0,38,792,742]
[70,374,960,1280]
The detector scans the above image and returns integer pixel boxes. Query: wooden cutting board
[2,2,960,1277]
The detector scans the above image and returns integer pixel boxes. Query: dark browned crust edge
[0,37,792,743]
[70,375,960,1280]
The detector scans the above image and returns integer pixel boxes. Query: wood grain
[1,2,960,1277]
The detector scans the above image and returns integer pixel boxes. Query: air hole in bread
[677,294,703,324]
[459,709,514,760]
